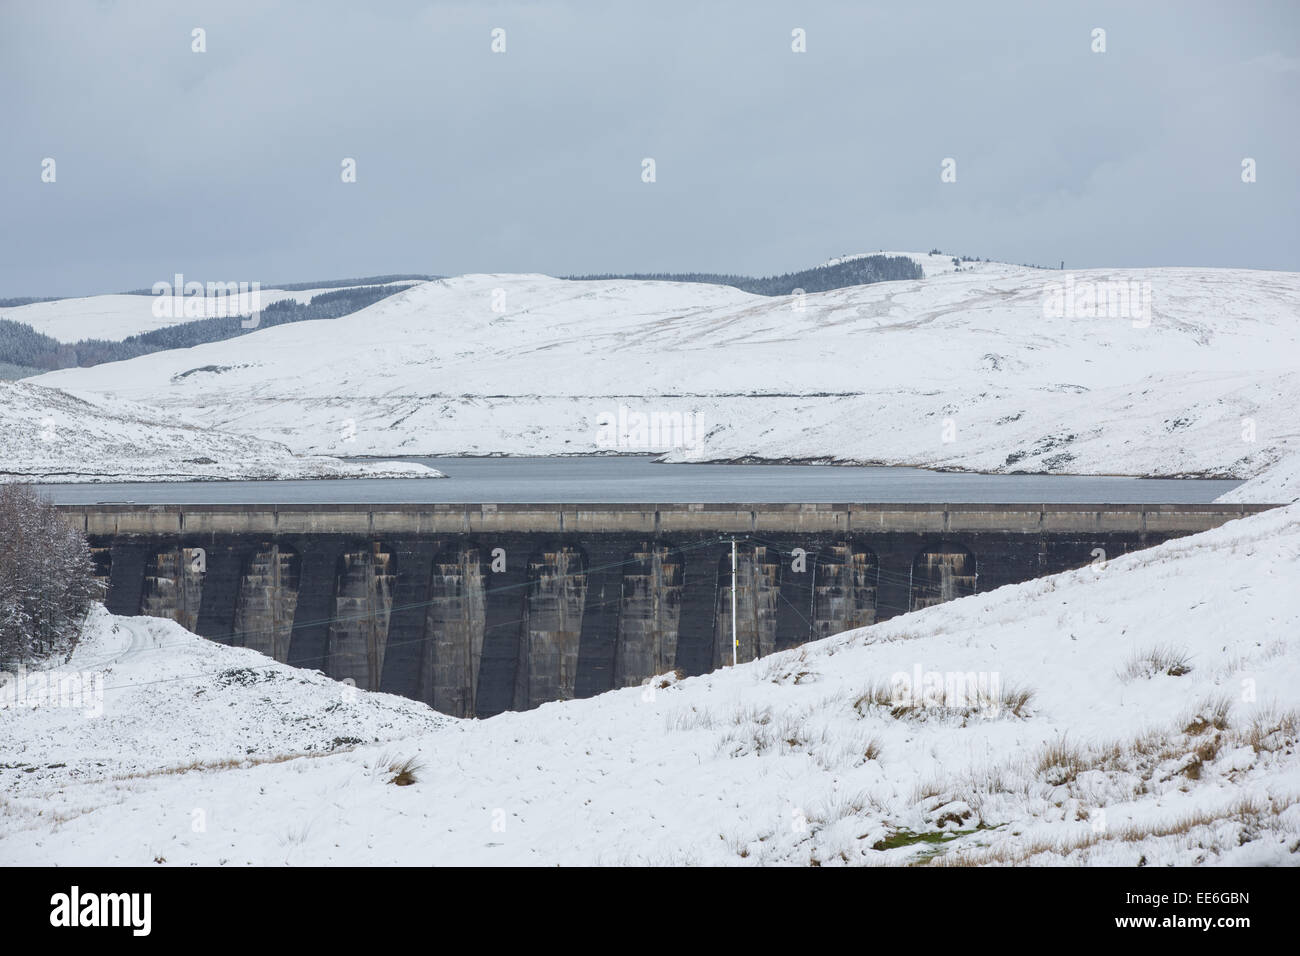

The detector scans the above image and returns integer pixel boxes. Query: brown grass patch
[1183,696,1232,735]
[1121,645,1193,682]
[386,754,423,786]
[112,749,335,782]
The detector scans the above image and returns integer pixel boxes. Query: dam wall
[61,502,1270,718]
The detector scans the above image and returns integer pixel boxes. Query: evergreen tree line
[566,254,924,295]
[0,284,410,374]
[3,257,930,375]
[0,296,60,309]
[0,484,96,668]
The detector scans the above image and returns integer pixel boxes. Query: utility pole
[731,536,738,666]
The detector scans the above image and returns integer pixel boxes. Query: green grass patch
[873,828,967,851]
[872,822,1002,853]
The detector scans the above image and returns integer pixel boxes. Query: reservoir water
[36,455,1243,504]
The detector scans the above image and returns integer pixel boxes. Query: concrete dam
[60,502,1270,718]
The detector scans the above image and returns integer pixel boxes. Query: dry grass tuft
[715,706,828,759]
[763,647,818,685]
[1183,696,1232,735]
[1036,737,1088,786]
[1001,685,1036,718]
[853,678,1033,723]
[1244,708,1300,754]
[910,777,948,805]
[386,754,423,786]
[664,705,717,732]
[1121,645,1193,682]
[648,668,687,689]
[1182,733,1226,780]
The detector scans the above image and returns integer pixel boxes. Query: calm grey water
[36,456,1242,504]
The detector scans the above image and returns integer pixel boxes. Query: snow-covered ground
[28,258,1300,501]
[3,503,1297,866]
[0,608,450,794]
[1,280,425,343]
[0,381,443,482]
[1216,451,1300,505]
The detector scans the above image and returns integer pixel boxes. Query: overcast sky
[2,0,1297,296]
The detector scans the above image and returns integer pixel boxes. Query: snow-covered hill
[29,260,1300,500]
[1,280,425,343]
[822,249,992,276]
[3,503,1297,866]
[0,381,443,482]
[0,607,450,794]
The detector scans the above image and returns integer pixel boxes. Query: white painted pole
[731,537,738,666]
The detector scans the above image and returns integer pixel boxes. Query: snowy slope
[0,607,449,794]
[29,260,1300,499]
[1,281,424,343]
[0,381,443,482]
[3,503,1297,866]
[1217,448,1300,504]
